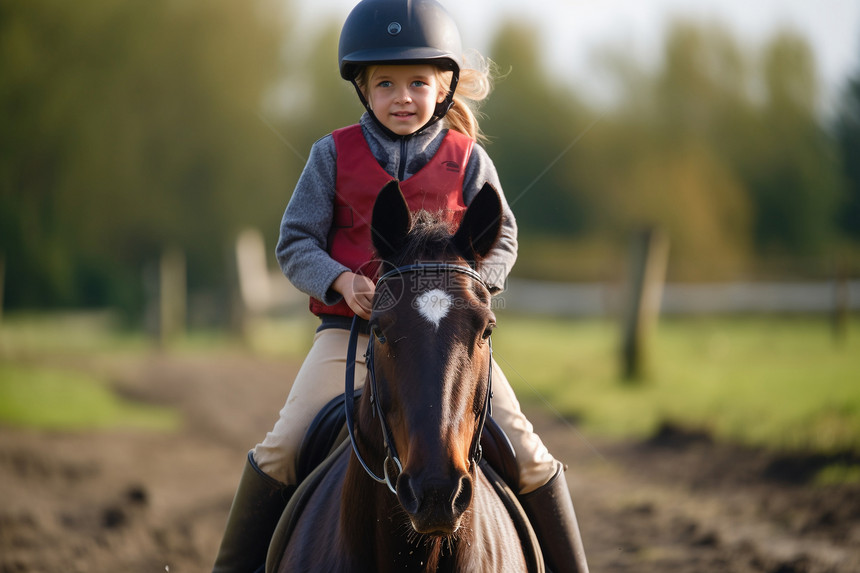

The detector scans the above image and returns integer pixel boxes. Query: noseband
[345,263,494,494]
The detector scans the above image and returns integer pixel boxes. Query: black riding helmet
[338,0,462,137]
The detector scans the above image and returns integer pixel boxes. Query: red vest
[309,124,474,317]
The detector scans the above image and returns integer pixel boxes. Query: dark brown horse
[268,181,538,572]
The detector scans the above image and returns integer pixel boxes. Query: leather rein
[344,263,494,494]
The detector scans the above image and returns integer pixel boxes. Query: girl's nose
[396,89,412,104]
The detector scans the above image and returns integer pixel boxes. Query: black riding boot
[519,463,589,573]
[213,451,295,573]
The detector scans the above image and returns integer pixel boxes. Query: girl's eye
[377,81,392,88]
[411,80,427,87]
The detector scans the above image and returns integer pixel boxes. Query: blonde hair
[355,52,495,142]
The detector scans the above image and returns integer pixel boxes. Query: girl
[213,1,588,571]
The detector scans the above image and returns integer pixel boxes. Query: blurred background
[1,1,860,570]
[2,0,859,316]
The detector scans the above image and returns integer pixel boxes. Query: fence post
[620,227,670,382]
[159,248,186,346]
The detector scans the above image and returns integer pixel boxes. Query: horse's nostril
[396,473,420,515]
[452,474,473,515]
[398,471,475,534]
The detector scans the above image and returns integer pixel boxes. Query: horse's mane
[385,210,464,268]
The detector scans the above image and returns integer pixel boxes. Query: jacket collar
[360,112,446,148]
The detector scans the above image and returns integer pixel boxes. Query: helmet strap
[433,71,459,120]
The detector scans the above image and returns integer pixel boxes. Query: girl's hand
[333,272,375,319]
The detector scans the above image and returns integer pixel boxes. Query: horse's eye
[372,325,387,344]
[481,324,496,340]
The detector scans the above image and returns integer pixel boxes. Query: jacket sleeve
[275,135,349,305]
[462,143,518,293]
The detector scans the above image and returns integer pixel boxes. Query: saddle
[296,390,521,491]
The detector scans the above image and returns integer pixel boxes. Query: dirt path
[1,352,858,572]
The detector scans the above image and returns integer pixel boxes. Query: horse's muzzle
[397,472,474,535]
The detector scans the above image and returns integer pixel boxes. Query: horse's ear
[453,183,503,261]
[372,179,412,261]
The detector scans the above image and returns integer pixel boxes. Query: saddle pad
[266,438,351,573]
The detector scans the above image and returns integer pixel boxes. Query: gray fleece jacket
[276,113,518,307]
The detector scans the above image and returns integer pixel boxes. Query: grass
[492,313,860,455]
[0,310,315,433]
[0,363,180,431]
[0,311,179,432]
[0,311,154,360]
[814,463,860,485]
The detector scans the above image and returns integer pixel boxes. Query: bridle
[344,263,494,494]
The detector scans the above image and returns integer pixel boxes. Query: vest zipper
[397,136,409,181]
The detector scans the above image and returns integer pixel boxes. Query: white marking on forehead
[413,289,452,329]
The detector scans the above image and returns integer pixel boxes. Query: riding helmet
[338,0,463,80]
[338,0,463,134]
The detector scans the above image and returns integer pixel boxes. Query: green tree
[835,53,860,241]
[482,22,591,237]
[571,22,844,276]
[284,22,364,145]
[577,21,756,277]
[0,0,290,313]
[747,30,845,254]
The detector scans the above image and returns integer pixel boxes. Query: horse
[267,180,540,572]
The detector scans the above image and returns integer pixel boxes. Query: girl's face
[364,65,446,135]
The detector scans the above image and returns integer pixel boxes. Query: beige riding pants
[254,327,558,494]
